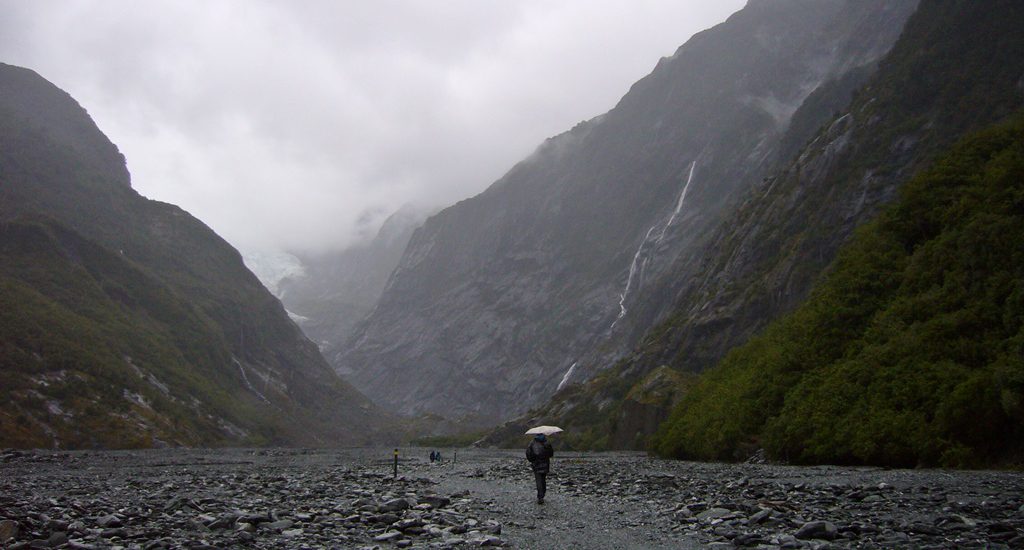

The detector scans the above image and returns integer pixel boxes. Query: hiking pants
[534,471,547,500]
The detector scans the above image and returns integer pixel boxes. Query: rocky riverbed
[1,448,1022,549]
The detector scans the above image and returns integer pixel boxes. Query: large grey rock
[795,520,837,540]
[380,498,411,513]
[95,515,121,528]
[0,519,18,541]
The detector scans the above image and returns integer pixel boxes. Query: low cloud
[0,0,743,254]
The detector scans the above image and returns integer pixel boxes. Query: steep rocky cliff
[336,0,918,425]
[483,0,1024,451]
[0,63,392,448]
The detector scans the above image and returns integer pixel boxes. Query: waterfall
[234,357,270,404]
[557,362,579,392]
[611,225,657,329]
[611,161,698,329]
[657,161,697,244]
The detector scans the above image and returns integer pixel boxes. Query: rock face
[489,0,1024,452]
[0,63,392,448]
[335,0,918,425]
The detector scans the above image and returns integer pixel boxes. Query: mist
[0,0,743,256]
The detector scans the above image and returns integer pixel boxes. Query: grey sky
[0,0,744,255]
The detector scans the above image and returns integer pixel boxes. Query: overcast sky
[0,0,744,256]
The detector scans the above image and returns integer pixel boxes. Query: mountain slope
[337,0,918,424]
[653,113,1024,467]
[0,63,390,448]
[488,0,1024,451]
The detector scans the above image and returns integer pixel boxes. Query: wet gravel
[2,447,1023,549]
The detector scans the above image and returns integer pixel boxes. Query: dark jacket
[526,439,554,474]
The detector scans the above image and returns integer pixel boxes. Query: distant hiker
[526,434,554,503]
[429,450,436,463]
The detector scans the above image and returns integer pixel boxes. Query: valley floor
[0,447,1021,548]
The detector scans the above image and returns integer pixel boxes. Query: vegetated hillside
[338,0,917,426]
[653,113,1024,468]
[481,0,1024,451]
[0,62,390,448]
[277,205,429,350]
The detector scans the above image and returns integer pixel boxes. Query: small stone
[749,509,771,524]
[697,508,732,522]
[380,499,411,513]
[99,528,127,539]
[372,513,401,525]
[207,515,237,530]
[673,507,694,520]
[478,535,503,546]
[263,519,294,531]
[909,523,942,535]
[46,519,69,532]
[732,533,764,546]
[374,531,403,542]
[989,521,1017,533]
[394,518,425,531]
[418,495,451,509]
[239,512,270,525]
[47,532,69,547]
[396,540,412,548]
[281,528,303,537]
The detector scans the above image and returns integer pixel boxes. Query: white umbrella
[525,425,563,436]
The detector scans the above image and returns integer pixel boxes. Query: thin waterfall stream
[611,161,697,329]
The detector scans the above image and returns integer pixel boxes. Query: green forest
[652,113,1024,468]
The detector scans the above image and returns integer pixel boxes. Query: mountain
[485,0,1024,453]
[273,205,429,350]
[0,63,391,448]
[335,0,919,425]
[653,113,1024,468]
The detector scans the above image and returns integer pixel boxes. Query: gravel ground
[1,447,1023,549]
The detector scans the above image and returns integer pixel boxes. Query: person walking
[526,433,554,504]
